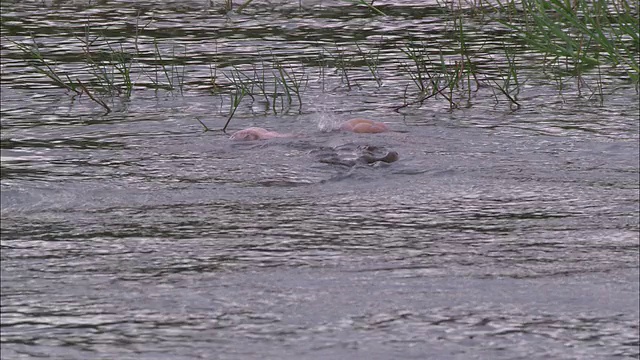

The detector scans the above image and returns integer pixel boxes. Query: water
[1,1,639,359]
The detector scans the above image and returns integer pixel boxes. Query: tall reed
[490,0,639,83]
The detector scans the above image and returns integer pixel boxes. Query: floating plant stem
[345,0,387,16]
[356,41,382,87]
[401,44,427,94]
[489,0,638,83]
[236,0,255,13]
[196,117,212,132]
[274,60,293,107]
[283,63,308,112]
[76,78,111,113]
[152,39,175,90]
[326,44,354,90]
[224,0,233,12]
[103,37,134,97]
[270,73,279,114]
[222,87,248,133]
[493,44,522,108]
[171,43,187,95]
[209,63,223,93]
[78,27,121,96]
[225,66,255,101]
[9,36,80,94]
[253,63,270,106]
[221,67,253,132]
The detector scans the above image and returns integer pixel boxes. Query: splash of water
[312,100,341,132]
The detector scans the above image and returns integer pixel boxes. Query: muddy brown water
[1,1,639,359]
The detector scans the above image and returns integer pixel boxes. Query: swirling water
[1,1,639,359]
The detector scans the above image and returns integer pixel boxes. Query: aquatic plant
[78,27,135,98]
[218,0,258,13]
[398,41,474,110]
[344,0,387,16]
[273,58,308,113]
[222,67,251,132]
[5,0,637,128]
[7,35,116,113]
[9,36,81,95]
[490,44,522,108]
[7,18,190,113]
[322,44,356,90]
[490,0,639,83]
[392,0,637,111]
[146,40,186,93]
[356,41,383,87]
[214,57,309,128]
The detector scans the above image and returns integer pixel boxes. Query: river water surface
[1,1,639,359]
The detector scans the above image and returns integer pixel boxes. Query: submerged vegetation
[4,0,638,129]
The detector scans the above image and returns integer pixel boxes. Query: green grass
[356,41,383,87]
[7,25,189,113]
[344,0,387,16]
[5,0,637,129]
[393,0,637,110]
[490,0,639,82]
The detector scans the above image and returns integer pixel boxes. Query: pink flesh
[229,127,292,141]
[229,119,388,141]
[340,119,389,133]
